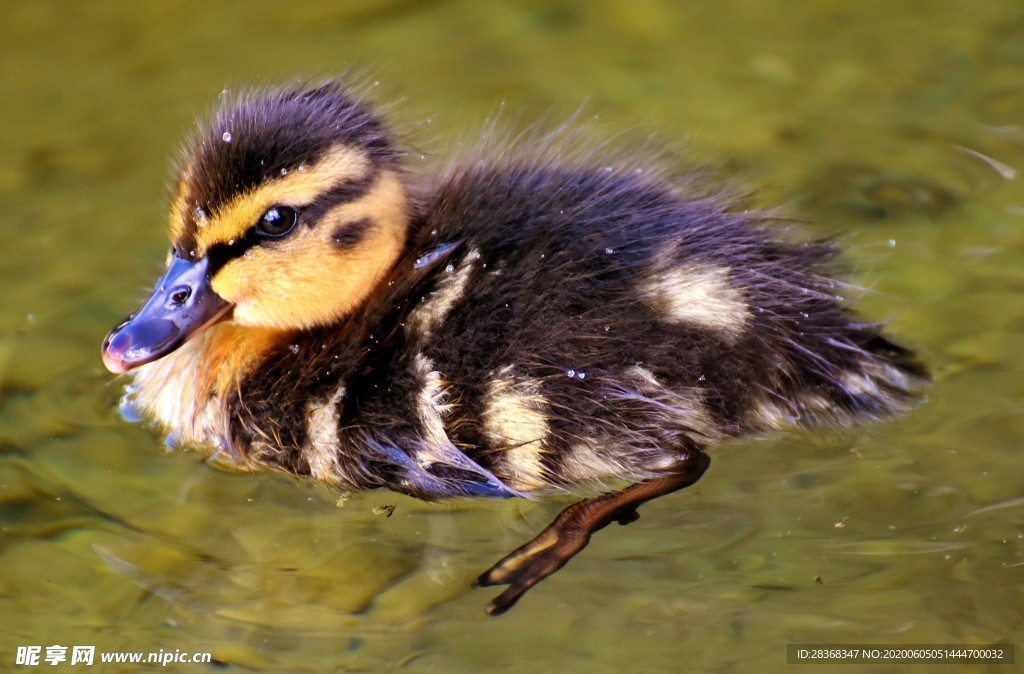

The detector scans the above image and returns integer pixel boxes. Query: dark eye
[256,206,298,238]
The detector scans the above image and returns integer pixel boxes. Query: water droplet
[567,369,576,378]
[604,166,613,172]
[289,344,300,354]
[243,250,252,259]
[577,371,586,380]
[194,207,208,225]
[800,312,810,319]
[280,167,289,176]
[297,164,307,172]
[444,264,455,273]
[227,238,236,246]
[605,247,614,255]
[603,325,610,332]
[888,239,896,247]
[222,131,232,142]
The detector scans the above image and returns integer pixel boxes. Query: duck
[101,80,928,615]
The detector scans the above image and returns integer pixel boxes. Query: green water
[2,1,1022,671]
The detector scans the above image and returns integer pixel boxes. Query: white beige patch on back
[482,366,551,491]
[303,384,346,485]
[642,264,748,336]
[413,353,454,451]
[406,250,477,339]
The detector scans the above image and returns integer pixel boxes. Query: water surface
[1,1,1022,671]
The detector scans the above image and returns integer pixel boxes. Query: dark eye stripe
[302,172,377,225]
[205,223,270,275]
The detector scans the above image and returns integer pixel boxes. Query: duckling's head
[103,82,409,373]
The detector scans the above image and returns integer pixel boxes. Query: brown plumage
[102,81,928,614]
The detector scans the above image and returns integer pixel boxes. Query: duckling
[102,81,927,615]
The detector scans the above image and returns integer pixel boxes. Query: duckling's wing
[365,438,521,498]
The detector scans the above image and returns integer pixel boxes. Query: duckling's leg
[475,447,710,615]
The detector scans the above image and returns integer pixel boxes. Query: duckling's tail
[819,327,931,427]
[752,324,930,432]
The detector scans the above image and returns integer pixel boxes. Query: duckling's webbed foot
[475,448,710,615]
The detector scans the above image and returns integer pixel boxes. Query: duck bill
[102,256,232,374]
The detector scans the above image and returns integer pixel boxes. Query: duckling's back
[229,157,926,498]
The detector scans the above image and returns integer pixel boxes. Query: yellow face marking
[170,144,371,251]
[642,264,749,336]
[168,175,192,248]
[209,169,408,329]
[483,367,550,491]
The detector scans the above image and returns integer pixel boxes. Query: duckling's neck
[126,322,288,462]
